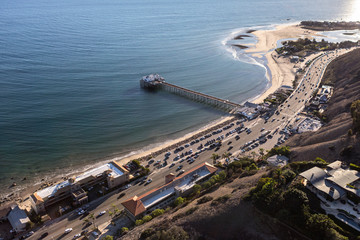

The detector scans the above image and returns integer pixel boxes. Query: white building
[7,205,30,233]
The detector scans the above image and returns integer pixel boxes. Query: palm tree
[211,153,219,162]
[222,152,230,159]
[88,213,96,228]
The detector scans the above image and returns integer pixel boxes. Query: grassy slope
[287,48,360,163]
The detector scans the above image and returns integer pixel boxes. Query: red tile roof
[121,162,217,217]
[121,196,146,217]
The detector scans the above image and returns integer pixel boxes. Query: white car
[65,228,73,234]
[73,233,81,239]
[98,210,106,217]
[78,209,85,215]
[146,178,152,184]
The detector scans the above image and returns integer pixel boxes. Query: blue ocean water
[0,0,357,191]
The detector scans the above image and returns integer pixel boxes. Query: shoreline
[244,23,321,104]
[0,115,236,205]
[0,22,330,207]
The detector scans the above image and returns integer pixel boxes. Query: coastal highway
[28,48,350,240]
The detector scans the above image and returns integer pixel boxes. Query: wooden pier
[140,76,242,113]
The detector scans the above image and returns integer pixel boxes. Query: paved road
[28,49,349,240]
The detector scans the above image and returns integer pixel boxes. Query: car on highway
[98,211,106,217]
[23,231,34,238]
[78,209,86,215]
[73,233,81,239]
[65,228,73,234]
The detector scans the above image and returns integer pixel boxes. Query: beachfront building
[7,204,30,233]
[300,161,360,231]
[30,161,129,215]
[236,102,261,120]
[121,162,217,222]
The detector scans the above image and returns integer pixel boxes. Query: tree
[259,148,265,158]
[104,236,113,240]
[283,188,309,213]
[192,184,202,195]
[108,210,114,219]
[174,197,184,206]
[151,209,164,218]
[218,170,227,181]
[142,215,152,222]
[88,213,96,228]
[211,153,219,160]
[222,152,231,159]
[306,213,337,239]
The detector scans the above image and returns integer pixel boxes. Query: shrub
[185,207,199,215]
[135,219,144,226]
[350,100,360,132]
[197,196,213,204]
[121,227,129,234]
[174,197,185,207]
[144,226,189,240]
[340,145,353,156]
[314,157,326,163]
[26,221,34,230]
[267,146,291,158]
[350,163,360,172]
[192,184,202,195]
[151,209,164,218]
[281,169,296,183]
[104,236,113,240]
[141,228,155,239]
[142,215,152,222]
[211,194,231,206]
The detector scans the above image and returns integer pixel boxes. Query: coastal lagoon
[0,0,358,194]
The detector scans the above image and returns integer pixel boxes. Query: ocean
[0,0,357,194]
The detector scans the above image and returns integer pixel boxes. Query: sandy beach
[246,24,321,104]
[0,23,324,207]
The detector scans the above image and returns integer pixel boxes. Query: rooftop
[122,162,217,216]
[267,155,289,167]
[7,205,30,231]
[36,162,125,200]
[300,167,345,200]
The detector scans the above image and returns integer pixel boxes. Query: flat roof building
[30,161,129,215]
[122,162,217,221]
[7,205,30,233]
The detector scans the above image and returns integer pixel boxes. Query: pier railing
[159,82,242,112]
